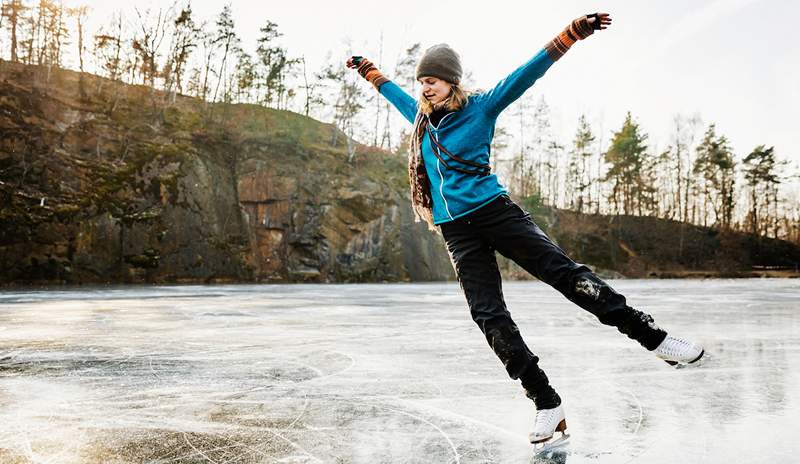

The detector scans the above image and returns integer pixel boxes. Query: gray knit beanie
[415,43,462,84]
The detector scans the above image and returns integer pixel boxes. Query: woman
[347,12,704,448]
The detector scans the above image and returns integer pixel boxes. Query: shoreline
[1,270,798,289]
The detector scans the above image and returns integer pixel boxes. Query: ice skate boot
[529,404,569,451]
[654,335,704,367]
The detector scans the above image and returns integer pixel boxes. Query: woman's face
[418,76,452,106]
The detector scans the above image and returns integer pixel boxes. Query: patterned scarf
[408,111,436,232]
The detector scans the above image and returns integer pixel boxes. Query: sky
[66,0,800,172]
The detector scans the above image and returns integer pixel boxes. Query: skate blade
[530,419,567,444]
[532,433,570,456]
[664,349,706,369]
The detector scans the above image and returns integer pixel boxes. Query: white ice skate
[654,335,704,367]
[529,404,569,452]
[0,351,17,363]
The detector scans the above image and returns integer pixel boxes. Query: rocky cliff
[0,61,454,284]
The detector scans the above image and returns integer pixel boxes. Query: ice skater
[347,12,704,450]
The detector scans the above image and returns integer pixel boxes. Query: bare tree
[507,93,532,197]
[131,3,174,88]
[544,139,563,207]
[27,0,70,83]
[33,0,45,64]
[1,0,27,62]
[394,42,421,94]
[566,114,596,213]
[93,13,124,81]
[491,124,511,175]
[19,3,34,64]
[372,31,384,146]
[68,5,89,72]
[298,55,324,117]
[197,24,215,102]
[337,69,365,162]
[13,0,62,67]
[531,96,553,201]
[0,0,4,54]
[316,58,365,159]
[163,4,198,102]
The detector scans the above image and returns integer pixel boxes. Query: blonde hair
[417,82,472,115]
[406,81,475,232]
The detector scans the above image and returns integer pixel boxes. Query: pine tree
[186,67,201,98]
[693,123,736,228]
[603,112,652,216]
[233,46,257,103]
[743,145,785,237]
[211,4,238,103]
[256,20,289,107]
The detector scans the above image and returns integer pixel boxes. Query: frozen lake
[0,279,798,463]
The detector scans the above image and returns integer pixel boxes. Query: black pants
[439,195,666,406]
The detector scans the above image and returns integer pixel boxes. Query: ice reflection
[1,279,799,463]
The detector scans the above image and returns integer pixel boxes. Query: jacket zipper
[431,111,455,130]
[431,129,455,220]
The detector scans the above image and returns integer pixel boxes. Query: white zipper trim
[435,158,454,221]
[432,131,455,220]
[430,111,455,130]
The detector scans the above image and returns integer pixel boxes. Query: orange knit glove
[346,56,389,90]
[545,14,598,61]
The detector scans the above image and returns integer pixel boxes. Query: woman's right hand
[346,56,364,69]
[346,56,389,89]
[586,13,612,31]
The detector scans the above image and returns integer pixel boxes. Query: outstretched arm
[478,13,612,118]
[346,56,418,124]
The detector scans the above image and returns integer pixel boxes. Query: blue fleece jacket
[379,47,555,225]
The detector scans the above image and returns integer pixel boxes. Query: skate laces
[533,408,557,433]
[659,336,694,357]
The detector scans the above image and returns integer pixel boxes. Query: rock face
[0,61,455,284]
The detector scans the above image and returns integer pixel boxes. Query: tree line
[1,1,798,244]
[498,100,798,244]
[1,1,312,106]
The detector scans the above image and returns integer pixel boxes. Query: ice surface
[0,279,798,463]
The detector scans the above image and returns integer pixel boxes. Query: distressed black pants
[439,194,667,408]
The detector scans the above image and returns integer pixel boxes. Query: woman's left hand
[587,12,612,30]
